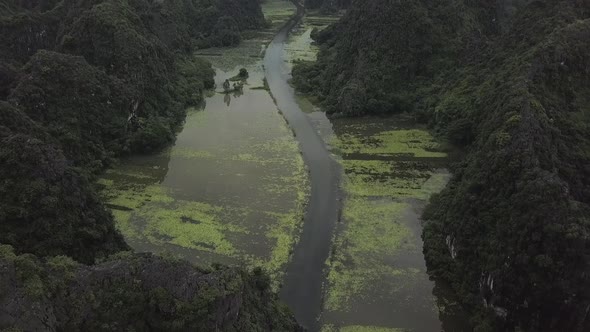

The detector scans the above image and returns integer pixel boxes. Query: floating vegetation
[137,200,243,256]
[333,129,447,158]
[101,96,309,287]
[99,0,309,290]
[321,117,449,330]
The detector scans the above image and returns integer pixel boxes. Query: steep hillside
[0,0,263,262]
[0,102,128,264]
[293,0,590,330]
[0,245,302,331]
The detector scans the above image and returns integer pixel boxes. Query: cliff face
[0,246,302,331]
[294,0,590,330]
[0,0,259,169]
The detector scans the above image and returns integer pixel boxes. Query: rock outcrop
[0,246,302,331]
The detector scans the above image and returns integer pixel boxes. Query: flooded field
[320,117,450,332]
[99,0,308,285]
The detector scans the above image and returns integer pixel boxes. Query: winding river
[101,1,465,331]
[265,4,341,331]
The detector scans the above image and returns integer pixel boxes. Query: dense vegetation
[0,104,128,264]
[0,0,301,329]
[304,0,349,13]
[0,245,301,331]
[293,0,590,330]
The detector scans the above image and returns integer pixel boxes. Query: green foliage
[0,131,128,264]
[13,253,45,298]
[47,255,79,278]
[305,0,350,12]
[0,328,24,332]
[1,0,265,160]
[174,56,215,106]
[0,248,301,331]
[10,50,129,172]
[229,67,250,81]
[215,15,241,46]
[0,244,16,261]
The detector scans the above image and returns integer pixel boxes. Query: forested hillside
[293,0,590,330]
[0,245,301,331]
[0,0,263,263]
[0,0,301,329]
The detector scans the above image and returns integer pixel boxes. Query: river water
[100,2,465,331]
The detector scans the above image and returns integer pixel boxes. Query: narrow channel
[265,4,341,331]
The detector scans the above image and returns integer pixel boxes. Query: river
[100,1,465,331]
[265,3,341,331]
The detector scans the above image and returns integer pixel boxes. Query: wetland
[100,2,459,331]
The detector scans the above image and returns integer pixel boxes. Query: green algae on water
[322,117,449,328]
[99,15,310,289]
[333,129,447,158]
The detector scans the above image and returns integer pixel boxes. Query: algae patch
[333,129,447,158]
[100,5,310,288]
[321,117,449,330]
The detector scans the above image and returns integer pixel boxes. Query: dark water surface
[265,4,342,331]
